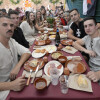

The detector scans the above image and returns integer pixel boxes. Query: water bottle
[55,29,60,47]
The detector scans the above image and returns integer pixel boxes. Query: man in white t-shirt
[73,17,100,83]
[0,16,31,100]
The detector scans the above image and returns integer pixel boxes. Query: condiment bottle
[55,29,60,47]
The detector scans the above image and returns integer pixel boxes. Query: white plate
[49,35,56,40]
[45,28,53,31]
[67,61,77,72]
[44,45,57,53]
[44,60,63,77]
[32,49,46,58]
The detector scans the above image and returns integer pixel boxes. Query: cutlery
[31,61,42,83]
[26,69,32,85]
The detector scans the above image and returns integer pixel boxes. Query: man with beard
[67,9,86,41]
[0,16,31,100]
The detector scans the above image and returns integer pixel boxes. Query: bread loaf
[77,75,88,88]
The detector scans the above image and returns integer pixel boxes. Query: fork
[26,69,32,85]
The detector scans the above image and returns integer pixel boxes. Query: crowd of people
[0,5,100,100]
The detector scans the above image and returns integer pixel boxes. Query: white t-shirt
[0,38,31,100]
[20,21,36,45]
[82,35,100,71]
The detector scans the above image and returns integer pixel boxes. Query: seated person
[8,10,29,48]
[67,9,86,41]
[73,17,100,83]
[20,12,37,46]
[35,10,48,29]
[63,11,73,30]
[40,6,47,20]
[58,10,67,26]
[20,12,45,45]
[0,16,31,100]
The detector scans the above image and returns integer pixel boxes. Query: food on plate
[49,32,56,35]
[57,64,62,69]
[77,63,85,73]
[41,49,46,53]
[35,49,46,53]
[61,40,73,45]
[35,49,41,53]
[46,45,56,53]
[50,35,56,39]
[29,59,38,67]
[51,52,63,59]
[47,63,56,75]
[73,62,86,73]
[36,34,48,41]
[65,46,72,50]
[77,75,88,88]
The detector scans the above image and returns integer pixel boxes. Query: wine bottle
[55,29,60,47]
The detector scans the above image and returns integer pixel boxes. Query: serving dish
[65,60,86,74]
[34,77,47,90]
[24,59,44,71]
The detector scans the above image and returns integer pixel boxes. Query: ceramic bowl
[34,77,47,90]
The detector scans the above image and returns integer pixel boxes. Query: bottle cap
[57,29,59,32]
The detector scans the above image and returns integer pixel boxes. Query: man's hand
[11,75,26,91]
[87,71,100,82]
[10,66,20,81]
[85,50,96,57]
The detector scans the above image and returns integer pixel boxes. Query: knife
[31,62,42,83]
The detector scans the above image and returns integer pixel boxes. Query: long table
[6,40,100,100]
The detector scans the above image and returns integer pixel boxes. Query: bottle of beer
[55,29,60,47]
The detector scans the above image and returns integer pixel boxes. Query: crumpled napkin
[67,56,82,61]
[68,73,93,92]
[42,74,51,86]
[62,46,78,54]
[22,70,43,78]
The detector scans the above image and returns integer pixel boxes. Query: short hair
[41,6,45,9]
[8,10,19,17]
[83,17,97,25]
[64,11,70,16]
[69,8,79,14]
[0,15,11,20]
[2,9,6,13]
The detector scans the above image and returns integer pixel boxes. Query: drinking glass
[50,67,59,85]
[59,75,68,94]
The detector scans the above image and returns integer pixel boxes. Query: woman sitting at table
[40,6,47,21]
[20,12,44,46]
[36,10,45,28]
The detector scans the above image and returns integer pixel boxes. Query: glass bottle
[55,29,60,47]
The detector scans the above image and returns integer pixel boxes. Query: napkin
[62,46,78,54]
[66,56,82,61]
[68,73,93,92]
[60,34,67,39]
[42,74,51,86]
[22,70,43,78]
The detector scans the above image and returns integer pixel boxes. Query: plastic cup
[59,75,68,94]
[50,67,59,86]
